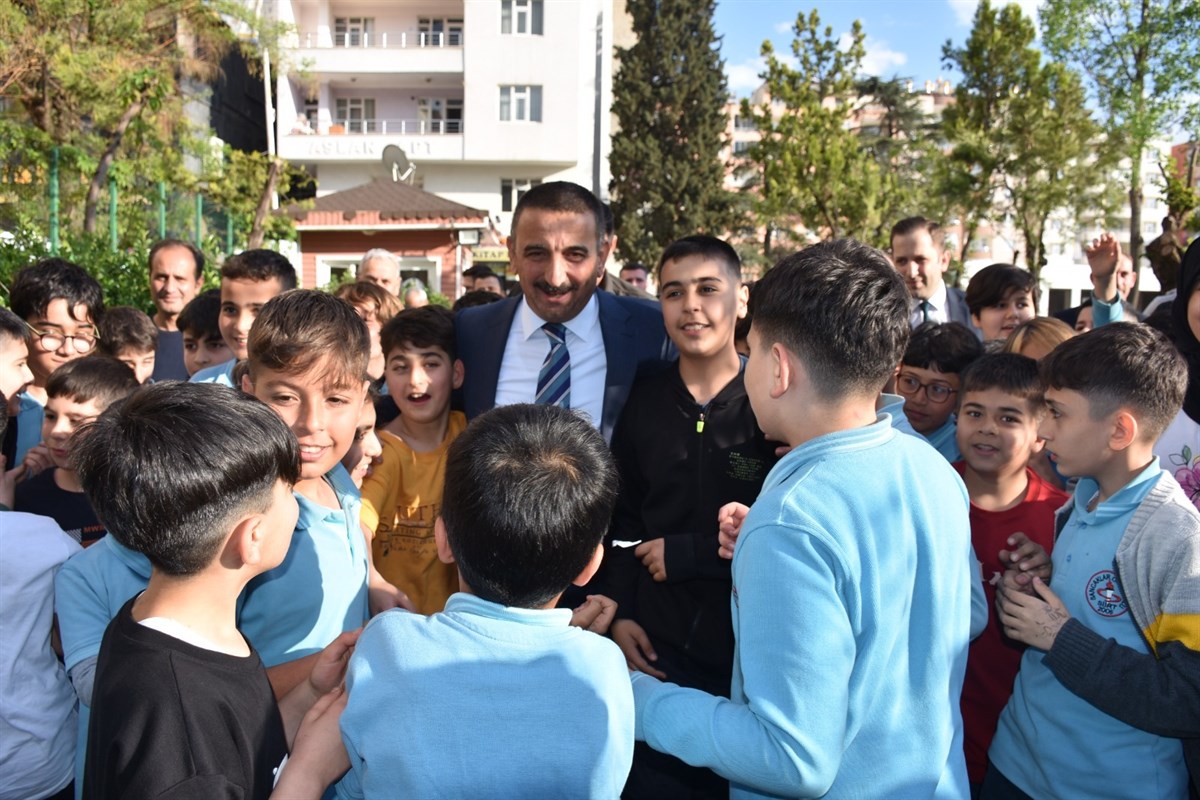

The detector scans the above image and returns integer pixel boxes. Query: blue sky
[713,0,1043,96]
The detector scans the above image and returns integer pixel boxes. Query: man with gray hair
[402,279,429,309]
[358,249,401,296]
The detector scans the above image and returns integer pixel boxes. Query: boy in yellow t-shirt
[362,306,465,614]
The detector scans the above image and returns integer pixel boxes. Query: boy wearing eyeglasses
[897,321,983,462]
[7,258,105,469]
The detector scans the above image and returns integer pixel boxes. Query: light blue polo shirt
[238,464,370,667]
[990,461,1187,798]
[924,415,961,463]
[188,358,236,387]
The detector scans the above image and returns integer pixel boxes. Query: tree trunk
[1128,151,1143,307]
[247,158,283,249]
[83,96,146,234]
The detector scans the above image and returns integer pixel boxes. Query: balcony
[289,29,464,75]
[279,119,464,163]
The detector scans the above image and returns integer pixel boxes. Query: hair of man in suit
[511,181,606,255]
[890,217,946,249]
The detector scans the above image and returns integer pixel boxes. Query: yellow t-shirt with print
[361,411,466,615]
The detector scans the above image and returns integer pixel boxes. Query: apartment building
[269,0,619,285]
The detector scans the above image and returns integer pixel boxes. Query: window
[335,98,376,133]
[418,17,463,46]
[733,115,755,131]
[501,178,542,212]
[733,141,751,155]
[501,0,543,35]
[418,98,464,134]
[303,99,318,127]
[334,17,374,47]
[499,85,542,122]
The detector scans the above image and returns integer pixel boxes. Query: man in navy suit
[891,216,977,335]
[456,182,671,442]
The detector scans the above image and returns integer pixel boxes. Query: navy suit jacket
[455,292,673,442]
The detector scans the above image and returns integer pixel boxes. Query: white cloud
[948,0,1043,27]
[773,20,793,34]
[838,33,909,77]
[725,54,799,94]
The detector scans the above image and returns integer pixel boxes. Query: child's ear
[434,517,455,565]
[452,358,465,390]
[1029,436,1046,455]
[571,543,605,587]
[770,342,793,399]
[1109,408,1139,452]
[736,282,750,320]
[226,513,265,568]
[971,313,983,329]
[240,372,254,394]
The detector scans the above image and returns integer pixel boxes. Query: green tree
[942,0,1110,280]
[608,0,737,267]
[741,10,881,256]
[1041,0,1200,294]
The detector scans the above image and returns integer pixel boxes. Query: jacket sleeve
[1043,619,1200,738]
[604,400,651,618]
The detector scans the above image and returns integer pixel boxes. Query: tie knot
[542,322,567,344]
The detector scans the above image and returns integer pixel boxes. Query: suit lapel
[467,298,519,416]
[598,292,635,439]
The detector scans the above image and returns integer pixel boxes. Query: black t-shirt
[13,469,106,545]
[85,597,288,800]
[152,329,190,382]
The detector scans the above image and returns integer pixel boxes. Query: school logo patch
[1084,570,1127,618]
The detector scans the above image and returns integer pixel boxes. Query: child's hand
[273,686,350,799]
[308,629,360,697]
[717,502,750,560]
[611,619,666,679]
[1085,232,1122,301]
[998,532,1051,590]
[996,576,1070,651]
[367,567,416,615]
[19,444,53,479]
[634,538,667,581]
[571,594,616,634]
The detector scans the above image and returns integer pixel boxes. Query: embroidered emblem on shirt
[1084,570,1128,617]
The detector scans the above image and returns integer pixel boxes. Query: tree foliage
[740,11,881,252]
[608,0,737,267]
[1041,0,1200,287]
[941,0,1112,280]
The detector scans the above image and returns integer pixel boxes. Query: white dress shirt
[494,295,607,431]
[910,282,950,328]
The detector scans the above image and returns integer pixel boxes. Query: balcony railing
[298,30,463,49]
[294,119,464,136]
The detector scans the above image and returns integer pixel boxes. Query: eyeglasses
[896,374,957,404]
[25,323,99,354]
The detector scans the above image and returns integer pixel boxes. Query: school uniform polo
[189,358,236,387]
[924,415,962,462]
[238,464,370,667]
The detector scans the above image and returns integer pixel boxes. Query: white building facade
[271,0,617,234]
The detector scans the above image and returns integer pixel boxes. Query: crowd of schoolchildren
[1,180,1197,800]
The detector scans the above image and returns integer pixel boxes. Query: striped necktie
[535,322,570,408]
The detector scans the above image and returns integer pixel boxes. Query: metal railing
[298,30,463,49]
[298,118,464,136]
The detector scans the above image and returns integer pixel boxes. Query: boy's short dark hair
[220,249,298,291]
[248,290,369,386]
[10,258,104,323]
[381,306,456,361]
[334,280,403,323]
[959,353,1044,415]
[176,289,222,340]
[1039,322,1186,440]
[512,182,605,251]
[97,307,158,356]
[902,321,984,374]
[751,239,910,400]
[148,239,205,281]
[890,216,945,248]
[964,263,1040,316]
[452,289,504,313]
[441,404,617,608]
[73,382,300,576]
[0,307,26,346]
[463,264,498,280]
[46,356,140,408]
[657,235,742,283]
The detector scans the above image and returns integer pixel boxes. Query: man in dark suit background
[890,216,977,335]
[456,182,671,442]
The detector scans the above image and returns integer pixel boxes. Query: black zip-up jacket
[601,361,779,695]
